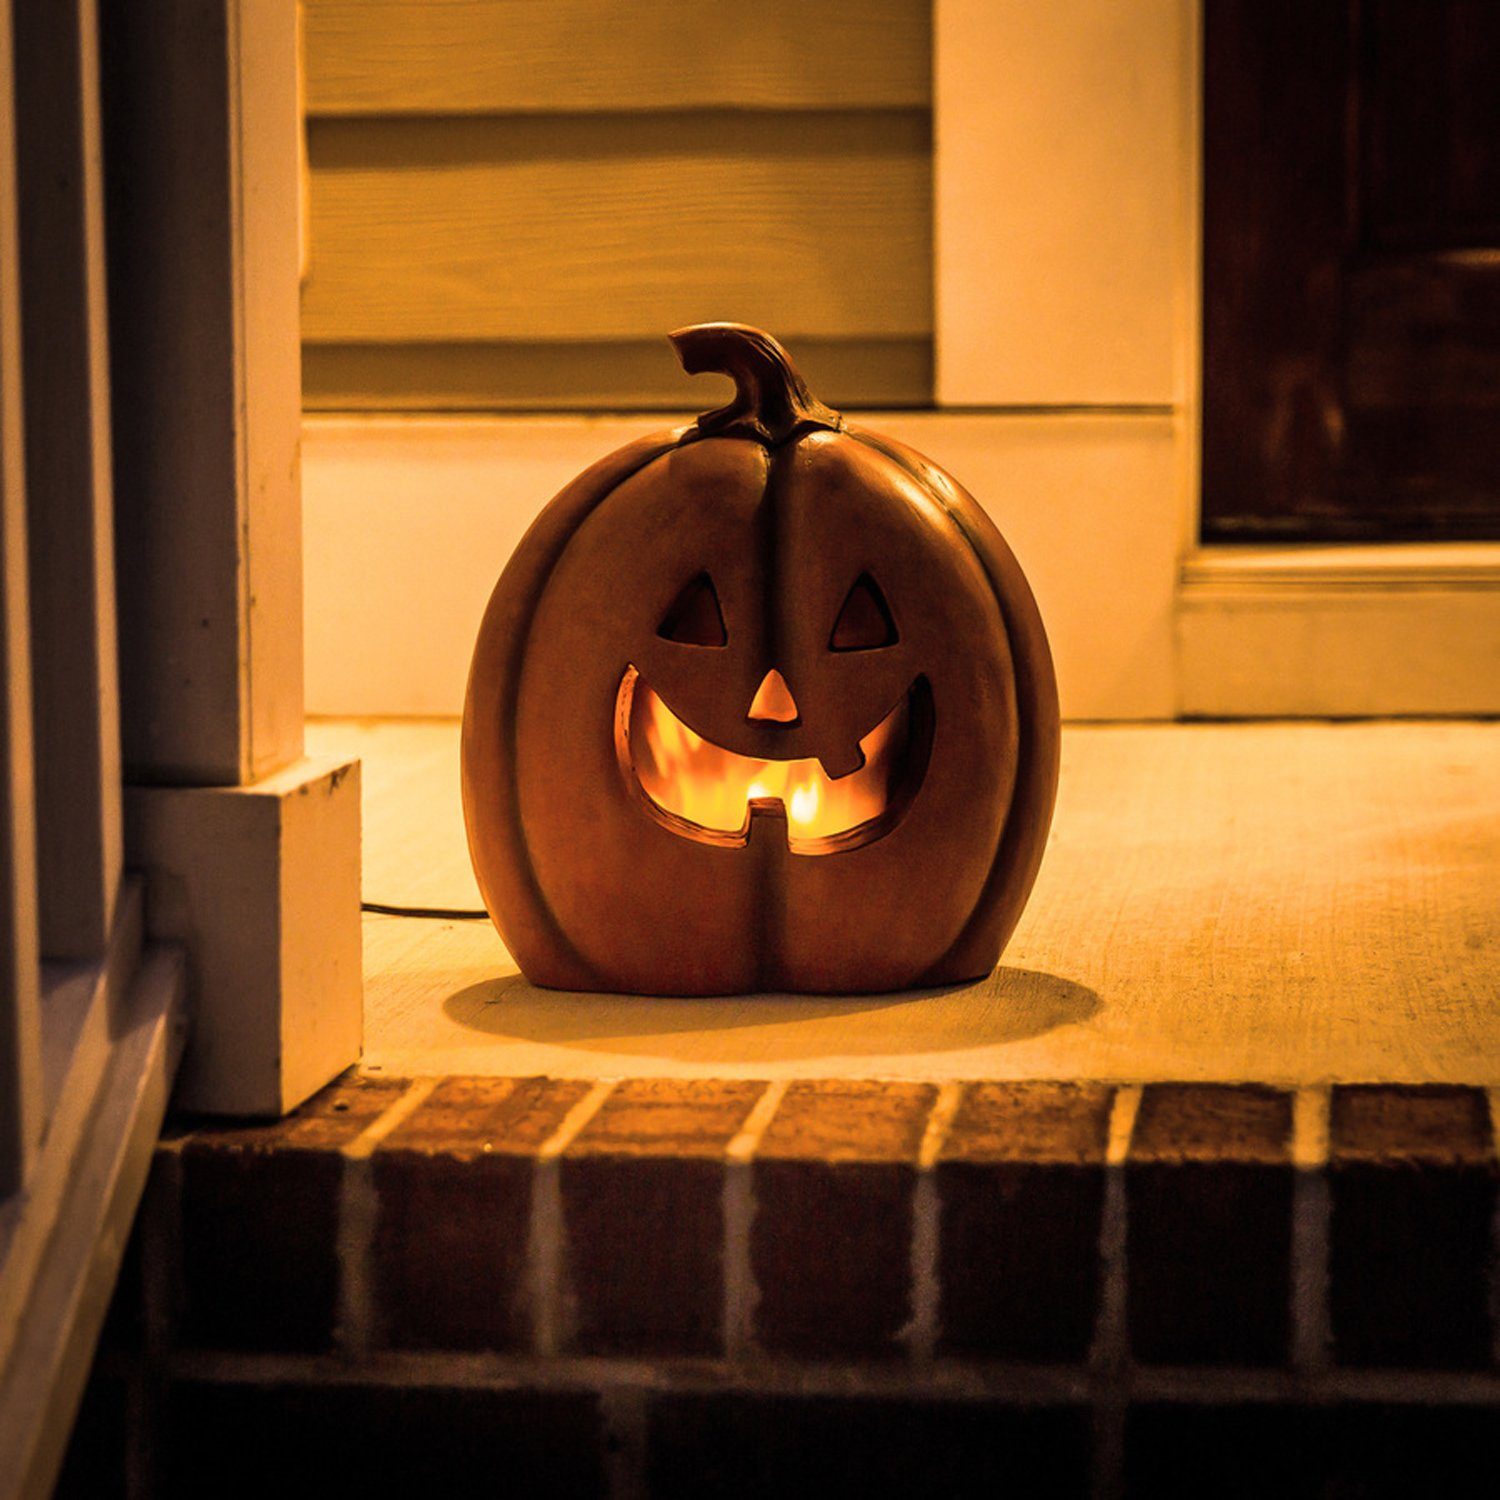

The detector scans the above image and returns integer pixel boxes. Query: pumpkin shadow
[439,965,1101,1066]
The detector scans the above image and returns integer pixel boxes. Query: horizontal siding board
[302,111,931,343]
[302,337,932,411]
[304,0,931,115]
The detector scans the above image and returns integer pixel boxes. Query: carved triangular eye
[829,573,897,651]
[658,573,727,647]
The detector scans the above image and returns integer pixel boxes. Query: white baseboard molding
[1177,545,1500,717]
[0,944,185,1500]
[303,411,1184,722]
[305,419,1500,722]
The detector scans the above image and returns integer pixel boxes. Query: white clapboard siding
[0,0,41,1199]
[304,0,931,114]
[14,0,122,960]
[302,111,932,344]
[302,336,933,412]
[300,1,933,408]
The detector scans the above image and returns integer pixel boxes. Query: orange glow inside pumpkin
[619,667,909,851]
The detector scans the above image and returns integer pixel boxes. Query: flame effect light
[622,669,907,850]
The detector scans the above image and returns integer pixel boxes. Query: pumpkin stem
[668,323,843,447]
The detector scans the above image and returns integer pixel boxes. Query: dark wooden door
[1202,0,1500,542]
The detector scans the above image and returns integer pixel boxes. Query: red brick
[1330,1083,1493,1167]
[1126,1402,1500,1498]
[371,1076,592,1350]
[164,1380,604,1499]
[937,1082,1111,1361]
[1307,1404,1500,1495]
[1126,1403,1314,1498]
[177,1073,405,1351]
[180,1071,402,1151]
[1329,1084,1497,1368]
[751,1080,936,1357]
[647,1392,1092,1499]
[561,1078,766,1355]
[53,1370,130,1500]
[1127,1084,1294,1365]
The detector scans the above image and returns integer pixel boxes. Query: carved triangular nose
[747,668,799,723]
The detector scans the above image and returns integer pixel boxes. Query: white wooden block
[124,755,361,1115]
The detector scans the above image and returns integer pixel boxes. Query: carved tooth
[819,748,867,782]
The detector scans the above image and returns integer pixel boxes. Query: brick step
[62,1074,1500,1496]
[63,1352,1500,1499]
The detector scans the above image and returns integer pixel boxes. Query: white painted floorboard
[308,718,1500,1086]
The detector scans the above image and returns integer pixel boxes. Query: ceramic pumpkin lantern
[462,324,1059,995]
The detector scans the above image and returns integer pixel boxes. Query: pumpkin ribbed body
[462,327,1059,995]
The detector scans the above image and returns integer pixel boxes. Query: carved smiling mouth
[615,666,932,855]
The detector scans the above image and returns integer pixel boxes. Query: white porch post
[103,0,360,1115]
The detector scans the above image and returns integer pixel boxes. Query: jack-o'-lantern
[462,324,1059,995]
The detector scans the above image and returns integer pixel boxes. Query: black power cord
[361,901,489,921]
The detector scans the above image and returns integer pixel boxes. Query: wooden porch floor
[306,718,1500,1086]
